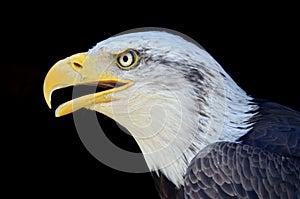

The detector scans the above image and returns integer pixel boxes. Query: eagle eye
[116,49,138,70]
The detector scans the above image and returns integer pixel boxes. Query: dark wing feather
[185,100,300,199]
[239,100,300,158]
[184,142,300,199]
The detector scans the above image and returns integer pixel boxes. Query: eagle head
[43,29,256,187]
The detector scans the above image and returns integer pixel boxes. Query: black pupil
[123,55,129,62]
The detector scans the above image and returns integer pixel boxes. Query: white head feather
[86,31,258,187]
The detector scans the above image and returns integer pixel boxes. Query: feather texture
[185,142,300,199]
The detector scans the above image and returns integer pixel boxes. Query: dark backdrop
[3,3,299,198]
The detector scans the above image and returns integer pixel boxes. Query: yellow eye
[116,50,138,69]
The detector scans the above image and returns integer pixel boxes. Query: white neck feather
[112,64,256,188]
[128,55,257,188]
[92,47,258,188]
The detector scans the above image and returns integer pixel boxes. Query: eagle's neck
[110,50,259,188]
[123,65,258,188]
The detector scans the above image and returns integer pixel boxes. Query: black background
[3,3,299,198]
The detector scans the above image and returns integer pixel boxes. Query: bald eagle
[43,29,300,199]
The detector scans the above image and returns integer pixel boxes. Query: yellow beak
[43,53,133,117]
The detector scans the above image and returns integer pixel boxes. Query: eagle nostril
[69,52,87,72]
[73,62,83,68]
[71,61,83,72]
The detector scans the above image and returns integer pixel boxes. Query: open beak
[43,53,133,117]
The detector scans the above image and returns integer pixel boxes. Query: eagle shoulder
[184,142,300,199]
